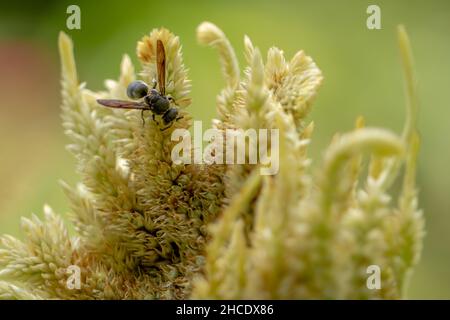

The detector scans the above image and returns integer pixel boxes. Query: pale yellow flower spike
[197,22,240,89]
[138,28,191,107]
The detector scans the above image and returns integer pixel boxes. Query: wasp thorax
[127,80,149,100]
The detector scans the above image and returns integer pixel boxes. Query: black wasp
[97,40,180,130]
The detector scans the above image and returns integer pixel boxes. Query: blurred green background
[0,0,449,299]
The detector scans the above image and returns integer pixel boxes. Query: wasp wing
[97,99,150,110]
[156,39,166,96]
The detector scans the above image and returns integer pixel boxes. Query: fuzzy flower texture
[0,22,424,299]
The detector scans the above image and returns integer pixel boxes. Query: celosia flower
[0,23,423,300]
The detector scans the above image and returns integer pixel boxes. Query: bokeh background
[0,0,449,299]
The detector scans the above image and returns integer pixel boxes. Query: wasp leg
[151,113,161,126]
[141,110,146,126]
[160,122,174,131]
[167,96,177,106]
[160,115,183,131]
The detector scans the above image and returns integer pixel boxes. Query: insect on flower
[97,40,181,130]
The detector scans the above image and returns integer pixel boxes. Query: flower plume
[0,23,424,300]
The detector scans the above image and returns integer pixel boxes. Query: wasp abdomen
[162,108,179,125]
